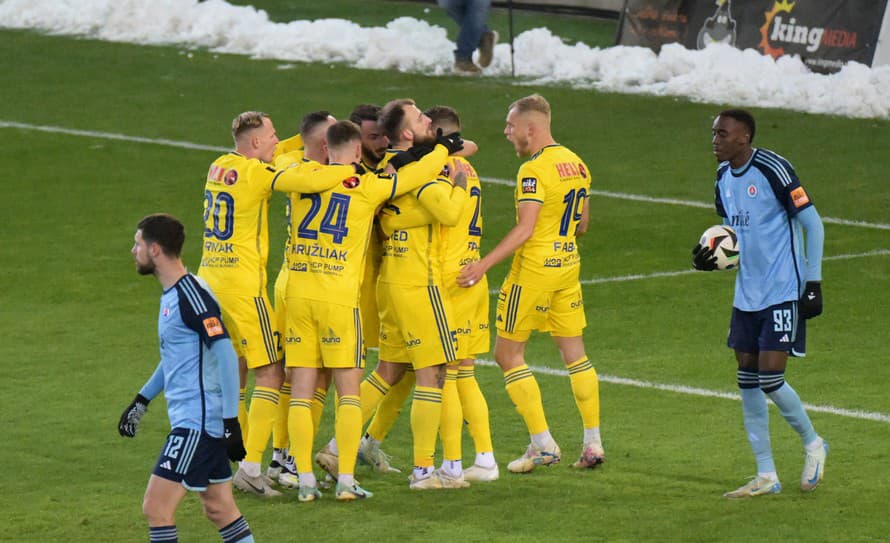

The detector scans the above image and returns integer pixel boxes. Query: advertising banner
[616,0,890,72]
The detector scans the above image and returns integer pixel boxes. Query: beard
[136,260,156,276]
[363,145,385,164]
[413,130,436,146]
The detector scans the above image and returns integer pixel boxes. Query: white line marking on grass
[0,120,229,153]
[3,120,889,231]
[475,359,890,424]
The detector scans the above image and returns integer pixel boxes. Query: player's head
[232,111,278,163]
[326,120,363,165]
[133,213,185,276]
[381,98,434,148]
[300,110,337,164]
[712,109,756,165]
[504,94,552,158]
[349,104,388,165]
[424,105,461,136]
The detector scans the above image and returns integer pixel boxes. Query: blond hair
[509,94,551,117]
[231,111,269,144]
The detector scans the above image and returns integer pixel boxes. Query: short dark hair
[718,109,756,143]
[424,105,461,132]
[300,110,332,138]
[379,99,415,142]
[137,214,185,257]
[326,120,362,149]
[349,104,382,125]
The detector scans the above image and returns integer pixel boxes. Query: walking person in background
[438,0,498,74]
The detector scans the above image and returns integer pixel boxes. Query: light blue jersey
[157,274,231,437]
[714,148,815,312]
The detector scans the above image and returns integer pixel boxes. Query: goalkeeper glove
[223,417,247,461]
[799,281,823,319]
[435,128,464,154]
[691,244,718,271]
[118,394,150,437]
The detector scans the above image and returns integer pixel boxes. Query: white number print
[772,309,792,332]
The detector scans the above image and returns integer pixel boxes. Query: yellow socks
[238,388,249,444]
[457,366,493,453]
[366,369,414,442]
[287,398,314,474]
[504,365,549,435]
[310,387,328,439]
[567,356,600,430]
[359,371,391,425]
[272,382,291,450]
[439,368,463,461]
[244,386,278,463]
[411,386,443,468]
[335,395,362,477]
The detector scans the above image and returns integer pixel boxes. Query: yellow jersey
[508,144,590,290]
[378,151,468,287]
[441,156,483,282]
[273,133,303,161]
[288,147,450,304]
[198,152,353,296]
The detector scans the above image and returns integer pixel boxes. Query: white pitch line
[3,119,890,231]
[475,359,890,424]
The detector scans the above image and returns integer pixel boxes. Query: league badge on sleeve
[202,317,225,337]
[790,186,810,208]
[521,177,537,194]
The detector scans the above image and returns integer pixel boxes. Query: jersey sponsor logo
[521,177,537,194]
[342,176,360,189]
[291,262,308,272]
[163,306,170,318]
[747,184,758,198]
[554,162,581,178]
[790,186,810,208]
[543,257,563,268]
[321,327,341,344]
[207,164,239,185]
[203,317,224,337]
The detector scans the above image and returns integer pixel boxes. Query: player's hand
[799,281,823,319]
[223,417,247,461]
[118,394,150,438]
[457,261,483,288]
[691,244,718,271]
[436,128,464,154]
[452,170,468,191]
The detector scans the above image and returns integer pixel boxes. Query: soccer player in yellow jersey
[199,111,356,497]
[284,120,458,501]
[265,111,337,488]
[370,99,471,490]
[459,94,606,473]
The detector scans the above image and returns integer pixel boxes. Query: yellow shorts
[377,282,458,369]
[284,297,365,369]
[359,238,382,349]
[445,274,490,359]
[273,263,288,353]
[214,291,281,368]
[495,279,586,342]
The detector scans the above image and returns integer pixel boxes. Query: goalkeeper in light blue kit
[118,214,255,543]
[692,109,828,498]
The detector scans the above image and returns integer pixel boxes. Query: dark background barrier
[615,0,889,72]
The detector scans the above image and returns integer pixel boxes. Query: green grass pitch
[1,2,889,541]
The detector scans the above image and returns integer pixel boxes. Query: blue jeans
[438,0,491,61]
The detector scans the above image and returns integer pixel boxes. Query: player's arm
[414,171,469,226]
[271,163,355,194]
[378,201,435,236]
[796,205,825,318]
[117,362,164,438]
[458,201,542,287]
[389,145,449,196]
[210,338,247,460]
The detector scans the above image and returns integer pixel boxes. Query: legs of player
[143,475,188,542]
[553,335,605,469]
[332,367,373,500]
[267,368,291,482]
[408,363,450,489]
[457,358,498,481]
[494,335,560,473]
[438,365,467,483]
[234,362,283,497]
[289,367,322,502]
[758,350,827,492]
[359,367,414,473]
[199,482,255,542]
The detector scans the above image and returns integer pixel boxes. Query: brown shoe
[454,58,482,74]
[478,30,498,67]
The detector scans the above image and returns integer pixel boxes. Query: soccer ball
[699,225,739,270]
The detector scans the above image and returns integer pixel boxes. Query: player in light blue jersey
[692,110,828,499]
[118,214,255,543]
